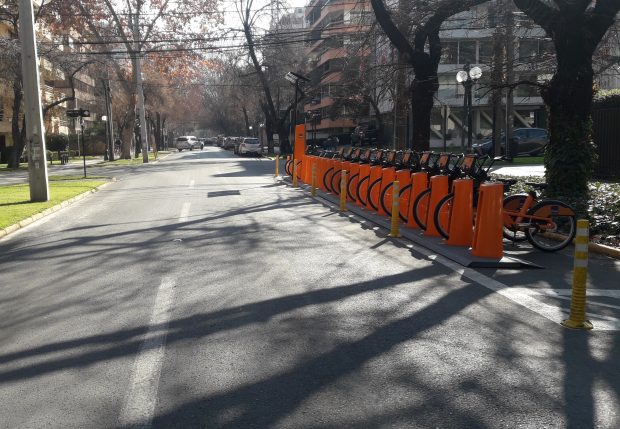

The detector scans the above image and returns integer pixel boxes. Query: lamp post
[285,71,310,162]
[249,125,253,137]
[456,63,482,151]
[102,115,109,161]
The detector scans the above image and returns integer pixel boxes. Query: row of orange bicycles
[286,146,577,252]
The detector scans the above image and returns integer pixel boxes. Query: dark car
[472,128,549,157]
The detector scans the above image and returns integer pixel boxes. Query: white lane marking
[188,180,195,188]
[422,252,620,331]
[118,277,176,428]
[179,202,191,223]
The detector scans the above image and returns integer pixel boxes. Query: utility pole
[19,0,49,202]
[132,4,149,163]
[103,70,115,161]
[505,1,515,158]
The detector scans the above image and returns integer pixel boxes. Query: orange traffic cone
[471,182,504,259]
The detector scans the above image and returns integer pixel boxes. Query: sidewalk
[0,156,107,186]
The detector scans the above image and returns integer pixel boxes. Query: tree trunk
[542,42,595,203]
[8,77,24,169]
[409,56,438,152]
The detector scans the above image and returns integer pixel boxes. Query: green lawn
[95,151,168,166]
[0,180,106,229]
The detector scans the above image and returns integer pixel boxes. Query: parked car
[471,128,549,157]
[223,137,237,150]
[237,137,262,156]
[175,136,203,151]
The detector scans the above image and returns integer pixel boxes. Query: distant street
[1,147,618,428]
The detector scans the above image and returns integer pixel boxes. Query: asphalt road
[1,147,618,428]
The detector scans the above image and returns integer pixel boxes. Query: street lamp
[456,63,482,151]
[248,125,253,137]
[285,71,310,160]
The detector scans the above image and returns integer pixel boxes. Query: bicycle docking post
[389,180,401,237]
[562,219,593,330]
[311,162,317,197]
[275,155,280,177]
[293,161,298,188]
[340,170,348,212]
[407,172,428,229]
[424,175,449,237]
[445,179,474,246]
[470,182,504,259]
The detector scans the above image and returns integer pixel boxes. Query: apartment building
[303,0,373,142]
[0,17,102,162]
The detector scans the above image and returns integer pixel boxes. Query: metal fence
[593,107,620,179]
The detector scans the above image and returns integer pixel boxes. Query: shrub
[47,134,69,152]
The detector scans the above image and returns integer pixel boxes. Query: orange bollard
[366,164,383,211]
[445,179,474,246]
[407,172,429,229]
[318,158,328,191]
[378,166,397,216]
[348,162,360,202]
[395,169,413,221]
[356,164,371,207]
[424,175,449,237]
[471,182,504,259]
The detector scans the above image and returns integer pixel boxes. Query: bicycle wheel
[323,167,334,192]
[347,173,360,201]
[412,188,431,230]
[331,169,342,195]
[356,176,369,206]
[285,160,292,176]
[502,194,529,242]
[433,193,455,240]
[380,182,394,216]
[525,200,576,252]
[398,184,412,222]
[367,177,382,211]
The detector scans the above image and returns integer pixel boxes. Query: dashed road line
[118,277,176,428]
[179,202,191,223]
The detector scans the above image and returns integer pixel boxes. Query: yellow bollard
[292,160,298,188]
[311,162,317,197]
[388,180,401,237]
[339,170,347,212]
[275,155,279,177]
[561,219,593,330]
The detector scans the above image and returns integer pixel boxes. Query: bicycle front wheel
[380,182,394,216]
[412,188,431,230]
[525,200,576,252]
[433,193,455,240]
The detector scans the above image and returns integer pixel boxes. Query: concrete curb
[0,178,116,239]
[279,175,620,262]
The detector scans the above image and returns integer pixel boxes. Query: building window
[441,41,458,64]
[519,39,539,62]
[478,41,494,64]
[459,41,477,65]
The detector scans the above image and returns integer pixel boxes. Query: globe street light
[102,115,109,160]
[456,63,482,151]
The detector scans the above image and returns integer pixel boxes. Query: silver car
[176,136,203,152]
[238,137,262,156]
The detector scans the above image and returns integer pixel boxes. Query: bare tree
[370,0,489,151]
[513,0,620,201]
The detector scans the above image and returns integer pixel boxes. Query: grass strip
[0,180,106,229]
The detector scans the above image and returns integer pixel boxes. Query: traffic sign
[66,108,91,118]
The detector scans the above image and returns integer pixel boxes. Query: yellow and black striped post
[311,162,317,197]
[274,155,279,177]
[292,161,298,188]
[561,219,593,330]
[388,180,401,237]
[339,170,347,212]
